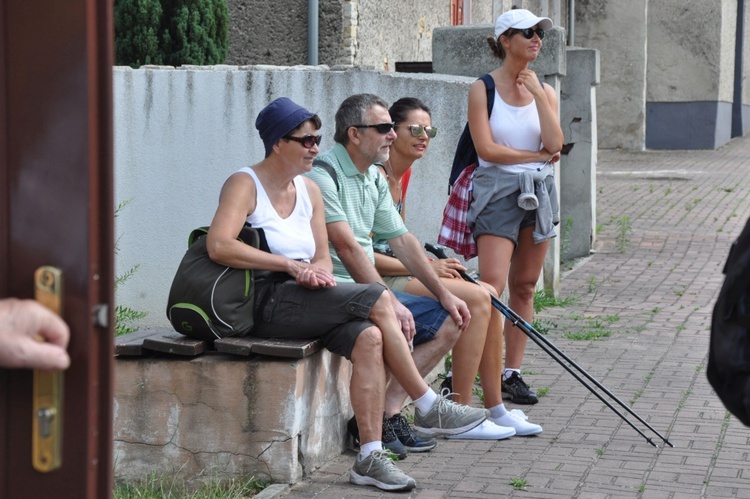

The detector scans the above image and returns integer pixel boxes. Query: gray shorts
[473,175,556,247]
[382,275,412,292]
[252,277,386,360]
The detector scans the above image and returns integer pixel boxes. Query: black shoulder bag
[166,224,261,341]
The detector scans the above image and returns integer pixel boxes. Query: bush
[114,0,229,68]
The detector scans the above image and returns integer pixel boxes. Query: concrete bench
[113,328,352,486]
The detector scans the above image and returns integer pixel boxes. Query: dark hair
[334,94,389,145]
[285,115,322,136]
[388,97,431,125]
[487,35,507,60]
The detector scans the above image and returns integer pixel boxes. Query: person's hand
[294,263,337,290]
[0,298,71,370]
[516,68,544,96]
[390,294,416,343]
[539,148,560,164]
[439,293,471,332]
[429,258,466,279]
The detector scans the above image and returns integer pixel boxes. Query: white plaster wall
[647,0,736,103]
[575,0,648,150]
[114,66,475,328]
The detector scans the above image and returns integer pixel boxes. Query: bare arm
[388,233,471,330]
[468,75,562,165]
[206,173,334,288]
[327,220,417,341]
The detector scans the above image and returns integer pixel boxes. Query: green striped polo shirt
[304,143,408,283]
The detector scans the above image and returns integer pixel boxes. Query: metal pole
[568,0,575,46]
[424,243,674,447]
[307,0,319,65]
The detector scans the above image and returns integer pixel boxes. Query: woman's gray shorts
[472,175,556,247]
[252,278,386,360]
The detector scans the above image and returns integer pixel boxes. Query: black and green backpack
[166,224,260,341]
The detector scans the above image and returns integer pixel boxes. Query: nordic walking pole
[425,243,674,447]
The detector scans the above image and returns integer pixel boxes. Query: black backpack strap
[313,158,339,191]
[314,157,380,190]
[479,73,495,117]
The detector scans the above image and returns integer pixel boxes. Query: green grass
[533,289,575,313]
[113,475,267,499]
[509,477,528,491]
[536,386,549,398]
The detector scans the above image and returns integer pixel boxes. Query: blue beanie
[255,97,315,157]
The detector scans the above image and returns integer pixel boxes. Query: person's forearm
[374,252,410,276]
[335,241,388,285]
[389,234,450,301]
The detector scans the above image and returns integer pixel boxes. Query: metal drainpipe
[568,0,575,46]
[308,0,319,65]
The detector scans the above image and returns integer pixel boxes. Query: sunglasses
[401,124,438,139]
[508,27,545,40]
[352,122,396,134]
[285,134,322,149]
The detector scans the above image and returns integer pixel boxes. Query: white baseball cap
[494,9,553,38]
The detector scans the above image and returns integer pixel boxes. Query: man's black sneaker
[347,414,408,460]
[386,413,438,452]
[501,371,539,404]
[439,373,452,396]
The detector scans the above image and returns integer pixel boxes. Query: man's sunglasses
[400,124,438,139]
[352,122,396,134]
[285,134,322,149]
[508,27,545,40]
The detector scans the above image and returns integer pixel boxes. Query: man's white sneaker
[489,409,543,436]
[445,420,516,440]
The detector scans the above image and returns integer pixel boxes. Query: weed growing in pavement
[533,289,575,313]
[537,386,549,398]
[639,484,646,492]
[588,276,598,293]
[510,478,528,491]
[532,318,556,335]
[616,216,632,253]
[595,448,605,456]
[677,390,692,410]
[564,316,613,341]
[472,387,485,405]
[676,325,686,331]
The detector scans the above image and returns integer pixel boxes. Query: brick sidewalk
[273,134,750,499]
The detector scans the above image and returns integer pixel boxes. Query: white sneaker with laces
[489,409,543,436]
[445,420,516,440]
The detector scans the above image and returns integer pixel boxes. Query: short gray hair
[334,94,390,145]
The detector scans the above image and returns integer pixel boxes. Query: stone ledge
[113,350,352,485]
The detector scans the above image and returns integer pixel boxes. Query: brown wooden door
[0,0,114,497]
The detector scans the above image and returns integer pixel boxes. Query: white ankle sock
[413,389,438,414]
[359,441,383,459]
[489,403,507,419]
[503,368,520,381]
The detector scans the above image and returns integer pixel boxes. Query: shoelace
[365,450,399,473]
[381,416,398,441]
[436,392,470,421]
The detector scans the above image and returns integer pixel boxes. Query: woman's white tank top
[238,167,316,262]
[477,89,547,174]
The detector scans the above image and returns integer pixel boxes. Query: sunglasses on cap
[352,122,396,134]
[285,134,322,149]
[400,124,438,139]
[507,27,545,40]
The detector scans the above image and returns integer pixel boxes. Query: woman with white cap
[205,97,489,492]
[466,8,564,406]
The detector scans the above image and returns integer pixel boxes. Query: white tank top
[478,89,547,174]
[238,167,316,262]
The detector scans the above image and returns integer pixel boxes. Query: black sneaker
[387,413,438,452]
[501,371,539,404]
[347,415,408,460]
[439,373,452,396]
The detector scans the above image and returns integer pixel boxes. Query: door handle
[32,266,64,472]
